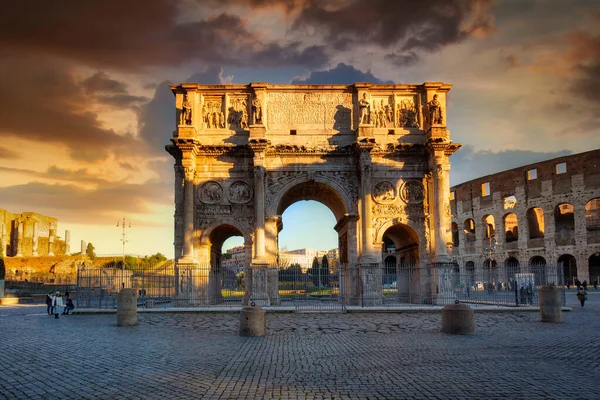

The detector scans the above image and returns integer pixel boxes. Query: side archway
[558,254,577,285]
[589,253,600,286]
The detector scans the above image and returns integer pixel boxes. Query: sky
[1,0,599,257]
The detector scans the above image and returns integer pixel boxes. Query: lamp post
[117,217,131,288]
[483,233,497,293]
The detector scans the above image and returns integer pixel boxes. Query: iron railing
[76,262,565,310]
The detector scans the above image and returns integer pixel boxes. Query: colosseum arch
[482,214,496,239]
[586,198,600,244]
[167,81,460,306]
[504,213,519,243]
[526,207,545,240]
[464,218,475,242]
[555,203,575,246]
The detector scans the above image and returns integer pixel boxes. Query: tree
[321,255,330,286]
[308,256,320,287]
[86,242,96,259]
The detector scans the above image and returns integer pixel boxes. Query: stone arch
[531,255,548,286]
[465,261,476,285]
[558,254,577,285]
[526,207,545,239]
[504,256,520,278]
[482,214,496,239]
[585,198,600,244]
[555,203,575,246]
[463,218,475,242]
[267,174,353,220]
[504,213,519,243]
[376,221,422,264]
[383,255,397,286]
[589,253,600,286]
[198,221,252,266]
[484,258,498,284]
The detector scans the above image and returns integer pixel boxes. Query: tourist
[575,279,581,290]
[45,292,53,315]
[566,281,570,289]
[594,279,598,290]
[582,280,588,290]
[576,287,587,307]
[62,298,75,315]
[52,292,63,319]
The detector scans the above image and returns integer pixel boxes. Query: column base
[359,262,382,306]
[430,262,456,305]
[247,261,278,307]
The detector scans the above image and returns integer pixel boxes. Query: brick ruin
[450,149,600,283]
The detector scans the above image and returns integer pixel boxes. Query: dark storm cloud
[0,56,138,162]
[291,0,495,52]
[567,31,600,105]
[384,51,419,67]
[81,72,127,95]
[292,63,393,84]
[450,146,572,186]
[0,1,329,70]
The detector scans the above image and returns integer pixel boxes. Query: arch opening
[527,207,545,240]
[504,213,519,243]
[482,215,496,239]
[464,218,475,242]
[585,198,600,244]
[530,256,547,286]
[555,203,575,246]
[589,253,600,287]
[558,254,577,286]
[383,223,420,303]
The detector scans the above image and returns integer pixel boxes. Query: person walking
[45,292,53,315]
[582,280,588,290]
[576,287,588,307]
[52,292,63,319]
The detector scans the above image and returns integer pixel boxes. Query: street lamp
[117,217,131,288]
[483,233,497,290]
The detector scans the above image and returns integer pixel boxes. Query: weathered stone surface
[441,303,475,334]
[239,305,266,337]
[116,288,137,327]
[539,285,562,323]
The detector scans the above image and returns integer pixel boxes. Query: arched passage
[382,223,420,303]
[505,257,520,278]
[558,254,577,286]
[555,203,575,246]
[383,255,397,287]
[504,213,519,243]
[585,198,600,244]
[531,256,547,286]
[527,207,545,239]
[589,253,600,286]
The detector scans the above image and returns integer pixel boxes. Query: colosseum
[450,149,600,286]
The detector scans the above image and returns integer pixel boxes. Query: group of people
[45,290,74,319]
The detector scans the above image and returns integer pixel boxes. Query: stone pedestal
[539,286,562,323]
[248,264,274,306]
[441,303,474,334]
[239,305,266,337]
[360,263,382,306]
[436,264,456,305]
[116,288,137,327]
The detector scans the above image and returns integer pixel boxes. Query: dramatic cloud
[292,63,393,84]
[0,1,329,71]
[0,146,20,159]
[0,56,139,161]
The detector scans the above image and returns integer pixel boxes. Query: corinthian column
[253,165,266,261]
[432,160,450,262]
[359,150,377,261]
[181,166,196,263]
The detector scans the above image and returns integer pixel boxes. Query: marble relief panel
[266,92,353,130]
[203,96,226,129]
[371,96,394,128]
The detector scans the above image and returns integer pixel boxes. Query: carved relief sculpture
[428,94,443,125]
[180,94,192,125]
[204,99,225,129]
[198,181,223,204]
[372,99,390,128]
[252,97,263,124]
[358,93,370,124]
[400,180,425,204]
[228,98,249,130]
[398,99,419,128]
[372,181,396,203]
[228,181,253,204]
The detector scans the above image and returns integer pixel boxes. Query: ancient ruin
[0,209,70,257]
[166,82,460,305]
[451,149,600,285]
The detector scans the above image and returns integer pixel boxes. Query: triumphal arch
[166,82,460,305]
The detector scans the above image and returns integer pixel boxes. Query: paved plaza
[1,291,598,400]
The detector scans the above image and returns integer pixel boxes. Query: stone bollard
[116,288,137,327]
[539,285,562,323]
[239,305,266,337]
[441,302,475,334]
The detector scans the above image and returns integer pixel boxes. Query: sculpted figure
[241,100,249,129]
[428,94,443,124]
[180,94,192,125]
[252,97,263,124]
[358,93,370,124]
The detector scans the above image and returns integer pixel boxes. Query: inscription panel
[267,92,353,130]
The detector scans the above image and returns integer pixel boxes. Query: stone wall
[0,209,69,257]
[450,149,600,282]
[4,256,82,284]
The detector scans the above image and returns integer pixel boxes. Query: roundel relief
[228,181,253,204]
[400,180,425,204]
[198,181,223,204]
[372,181,396,203]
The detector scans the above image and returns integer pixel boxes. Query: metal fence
[76,262,565,310]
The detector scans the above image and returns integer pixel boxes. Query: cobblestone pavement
[1,292,598,399]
